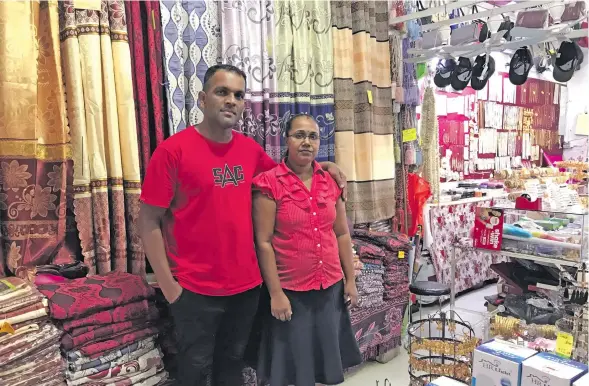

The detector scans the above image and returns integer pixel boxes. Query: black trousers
[170,286,261,386]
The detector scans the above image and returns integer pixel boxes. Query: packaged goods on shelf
[472,339,537,386]
[521,352,588,386]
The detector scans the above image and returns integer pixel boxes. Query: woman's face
[286,117,320,164]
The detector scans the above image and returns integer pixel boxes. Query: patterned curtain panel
[160,0,221,135]
[59,0,144,275]
[275,0,336,162]
[0,0,79,280]
[219,1,282,161]
[332,1,396,224]
[125,1,169,177]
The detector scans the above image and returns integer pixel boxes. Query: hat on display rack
[553,40,584,83]
[434,58,456,88]
[451,57,473,91]
[471,54,495,91]
[509,47,533,85]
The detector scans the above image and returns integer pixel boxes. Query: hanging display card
[473,208,504,251]
[402,128,417,142]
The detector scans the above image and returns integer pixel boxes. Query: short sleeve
[140,147,178,208]
[255,146,277,176]
[326,174,344,201]
[252,172,277,201]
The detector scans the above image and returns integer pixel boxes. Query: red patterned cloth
[61,308,158,350]
[125,0,167,177]
[77,326,159,359]
[37,272,154,320]
[62,300,152,332]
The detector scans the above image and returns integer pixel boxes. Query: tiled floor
[342,284,497,385]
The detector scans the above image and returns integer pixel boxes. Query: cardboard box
[427,376,468,386]
[472,339,538,386]
[522,352,588,386]
[574,374,589,386]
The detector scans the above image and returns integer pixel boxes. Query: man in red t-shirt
[139,64,346,386]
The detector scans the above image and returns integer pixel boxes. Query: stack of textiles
[352,238,386,308]
[353,230,411,301]
[37,272,169,386]
[0,277,65,386]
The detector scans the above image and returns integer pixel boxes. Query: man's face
[199,70,246,130]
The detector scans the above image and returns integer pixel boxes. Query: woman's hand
[270,291,292,322]
[320,162,348,201]
[344,281,359,308]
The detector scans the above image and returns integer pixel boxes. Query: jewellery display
[408,311,476,386]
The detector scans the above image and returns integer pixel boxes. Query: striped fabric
[332,1,396,224]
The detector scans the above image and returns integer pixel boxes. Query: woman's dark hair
[282,113,318,159]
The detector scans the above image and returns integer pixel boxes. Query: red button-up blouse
[253,161,343,292]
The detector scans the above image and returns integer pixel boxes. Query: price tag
[398,251,405,259]
[73,0,101,11]
[555,331,574,358]
[402,128,417,143]
[366,90,373,105]
[0,321,15,335]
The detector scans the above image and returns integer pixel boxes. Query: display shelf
[503,235,582,251]
[496,250,582,268]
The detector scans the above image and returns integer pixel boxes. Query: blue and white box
[472,339,538,386]
[521,353,588,386]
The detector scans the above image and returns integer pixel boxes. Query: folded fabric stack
[353,238,386,308]
[353,229,412,302]
[0,277,65,386]
[38,272,169,386]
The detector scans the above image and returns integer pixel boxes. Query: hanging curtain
[0,0,79,280]
[275,0,335,162]
[160,0,221,135]
[125,1,169,177]
[332,1,396,224]
[59,0,144,275]
[219,1,282,161]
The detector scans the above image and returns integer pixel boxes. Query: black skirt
[254,281,362,386]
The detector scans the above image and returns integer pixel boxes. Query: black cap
[509,47,533,85]
[451,57,473,91]
[553,41,584,83]
[471,54,495,91]
[434,58,456,88]
[479,21,490,43]
[498,20,514,41]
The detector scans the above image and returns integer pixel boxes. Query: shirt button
[313,212,317,216]
[317,244,321,248]
[314,228,318,231]
[309,197,313,200]
[319,261,323,264]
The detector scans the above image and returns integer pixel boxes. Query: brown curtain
[0,0,79,280]
[59,0,144,275]
[332,1,396,224]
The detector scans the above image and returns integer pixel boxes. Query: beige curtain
[0,0,78,280]
[332,1,396,224]
[59,0,144,275]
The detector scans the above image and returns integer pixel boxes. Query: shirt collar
[276,160,324,177]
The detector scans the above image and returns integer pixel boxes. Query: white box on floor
[521,352,588,386]
[428,376,468,386]
[472,339,538,386]
[574,374,589,386]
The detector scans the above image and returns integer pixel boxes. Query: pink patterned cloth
[427,200,507,294]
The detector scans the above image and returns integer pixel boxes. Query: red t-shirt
[253,161,344,292]
[140,128,276,296]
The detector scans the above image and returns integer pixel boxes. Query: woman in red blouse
[252,114,362,385]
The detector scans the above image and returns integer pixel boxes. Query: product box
[574,374,589,386]
[472,339,538,386]
[521,352,588,386]
[428,376,468,386]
